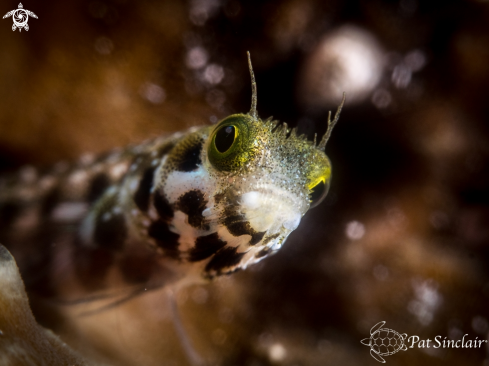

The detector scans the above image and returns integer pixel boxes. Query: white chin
[240,190,303,233]
[283,213,301,231]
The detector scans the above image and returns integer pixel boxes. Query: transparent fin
[167,287,206,366]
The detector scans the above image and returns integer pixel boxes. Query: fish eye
[214,125,237,153]
[208,114,252,172]
[309,179,330,208]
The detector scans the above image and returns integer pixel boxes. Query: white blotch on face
[240,191,261,210]
[240,188,304,233]
[164,167,216,203]
[51,203,89,222]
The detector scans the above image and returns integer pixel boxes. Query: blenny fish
[0,53,344,307]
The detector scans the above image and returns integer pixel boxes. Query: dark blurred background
[1,0,489,365]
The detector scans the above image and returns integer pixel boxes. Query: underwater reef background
[0,0,488,365]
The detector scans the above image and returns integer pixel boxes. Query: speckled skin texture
[0,103,336,366]
[0,106,333,302]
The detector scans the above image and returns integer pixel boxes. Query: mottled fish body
[0,55,343,302]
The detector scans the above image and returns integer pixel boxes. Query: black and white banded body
[0,55,343,303]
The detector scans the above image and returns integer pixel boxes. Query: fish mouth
[202,183,307,249]
[198,184,305,277]
[237,184,307,234]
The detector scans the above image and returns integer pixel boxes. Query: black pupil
[215,125,235,153]
[309,180,326,207]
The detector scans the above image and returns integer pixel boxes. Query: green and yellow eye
[306,154,332,208]
[208,114,253,171]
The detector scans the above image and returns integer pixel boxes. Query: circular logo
[12,9,28,28]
